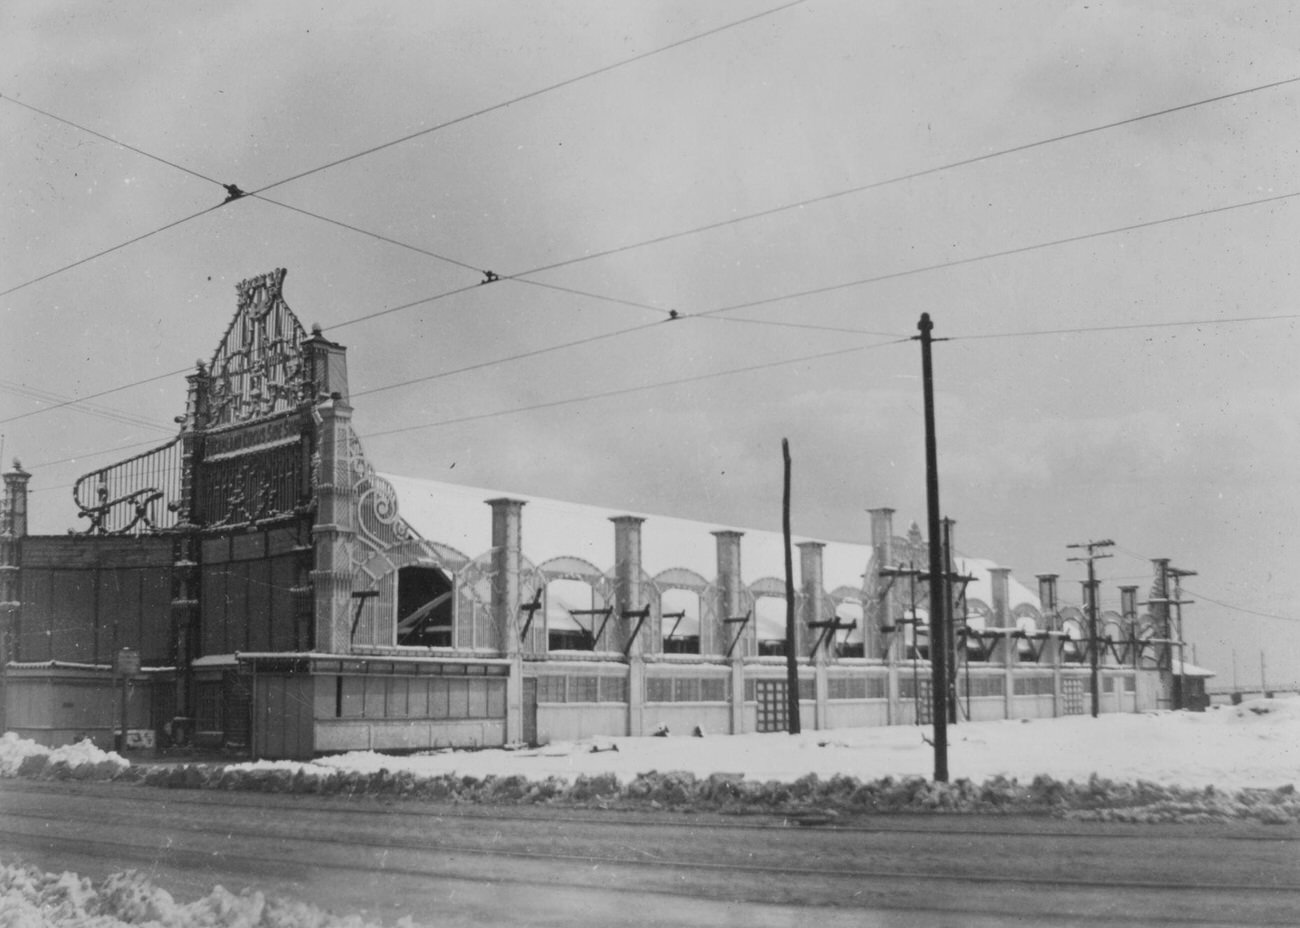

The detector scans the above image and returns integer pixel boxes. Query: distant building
[0,270,1185,758]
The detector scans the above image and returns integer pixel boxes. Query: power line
[0,2,802,302]
[510,74,1300,282]
[0,367,189,427]
[1114,542,1298,625]
[0,203,227,298]
[0,93,227,188]
[351,320,669,399]
[1184,588,1299,625]
[360,336,908,439]
[250,1,806,196]
[948,311,1300,342]
[695,188,1300,318]
[251,195,484,274]
[0,379,173,433]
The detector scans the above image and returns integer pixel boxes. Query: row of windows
[333,674,506,720]
[1102,675,1138,694]
[827,677,888,700]
[1013,676,1055,696]
[743,677,816,701]
[646,677,728,703]
[964,676,1007,698]
[535,674,629,704]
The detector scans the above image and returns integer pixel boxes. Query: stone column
[311,398,357,655]
[611,516,646,736]
[490,498,526,743]
[302,325,350,403]
[0,461,31,725]
[1036,574,1060,631]
[798,541,827,729]
[1119,585,1139,668]
[713,530,746,734]
[867,508,896,662]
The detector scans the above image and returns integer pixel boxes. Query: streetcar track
[1,813,1296,896]
[4,780,1295,844]
[9,829,1291,928]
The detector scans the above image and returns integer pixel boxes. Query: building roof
[383,473,874,589]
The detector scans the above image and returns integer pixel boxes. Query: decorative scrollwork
[74,438,182,536]
[205,268,312,428]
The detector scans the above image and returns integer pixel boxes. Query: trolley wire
[506,74,1300,282]
[696,189,1300,319]
[247,1,806,197]
[359,336,909,439]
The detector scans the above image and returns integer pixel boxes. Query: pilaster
[712,530,747,659]
[490,498,526,743]
[311,399,357,654]
[867,508,895,661]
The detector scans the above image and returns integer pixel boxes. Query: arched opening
[834,601,864,658]
[546,578,601,652]
[396,565,454,647]
[660,588,701,654]
[755,595,787,655]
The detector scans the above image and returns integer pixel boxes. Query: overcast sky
[2,1,1297,686]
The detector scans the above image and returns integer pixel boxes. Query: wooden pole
[917,313,948,781]
[782,438,801,734]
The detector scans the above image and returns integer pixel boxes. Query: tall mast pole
[917,313,948,782]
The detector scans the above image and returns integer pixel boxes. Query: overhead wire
[1112,543,1298,625]
[248,0,806,197]
[3,61,1296,434]
[695,189,1300,319]
[0,379,174,433]
[0,0,803,300]
[359,336,910,439]
[506,74,1300,282]
[947,311,1300,342]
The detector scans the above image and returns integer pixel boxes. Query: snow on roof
[954,556,1041,613]
[383,473,873,590]
[1173,659,1216,678]
[382,475,1040,624]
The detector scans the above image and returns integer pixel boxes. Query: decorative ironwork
[195,440,305,528]
[74,437,183,535]
[205,268,311,428]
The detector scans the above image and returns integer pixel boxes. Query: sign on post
[114,648,140,753]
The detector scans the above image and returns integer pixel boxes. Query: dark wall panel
[140,568,173,663]
[269,556,297,651]
[17,569,53,662]
[247,559,271,652]
[50,570,96,663]
[200,566,226,656]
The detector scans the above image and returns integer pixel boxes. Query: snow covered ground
[2,699,1297,926]
[307,697,1300,791]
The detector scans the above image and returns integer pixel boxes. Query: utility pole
[916,313,948,781]
[1168,567,1196,708]
[1067,539,1113,718]
[781,438,801,734]
[942,517,959,725]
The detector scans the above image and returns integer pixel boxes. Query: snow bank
[0,862,412,928]
[306,697,1300,791]
[0,732,128,780]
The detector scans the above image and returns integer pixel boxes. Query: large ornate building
[0,270,1188,758]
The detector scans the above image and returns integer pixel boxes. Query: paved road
[1,780,1298,927]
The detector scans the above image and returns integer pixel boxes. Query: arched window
[834,601,864,658]
[660,588,701,654]
[1061,618,1085,663]
[546,578,601,652]
[755,596,787,655]
[396,565,454,647]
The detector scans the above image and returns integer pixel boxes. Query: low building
[0,269,1182,758]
